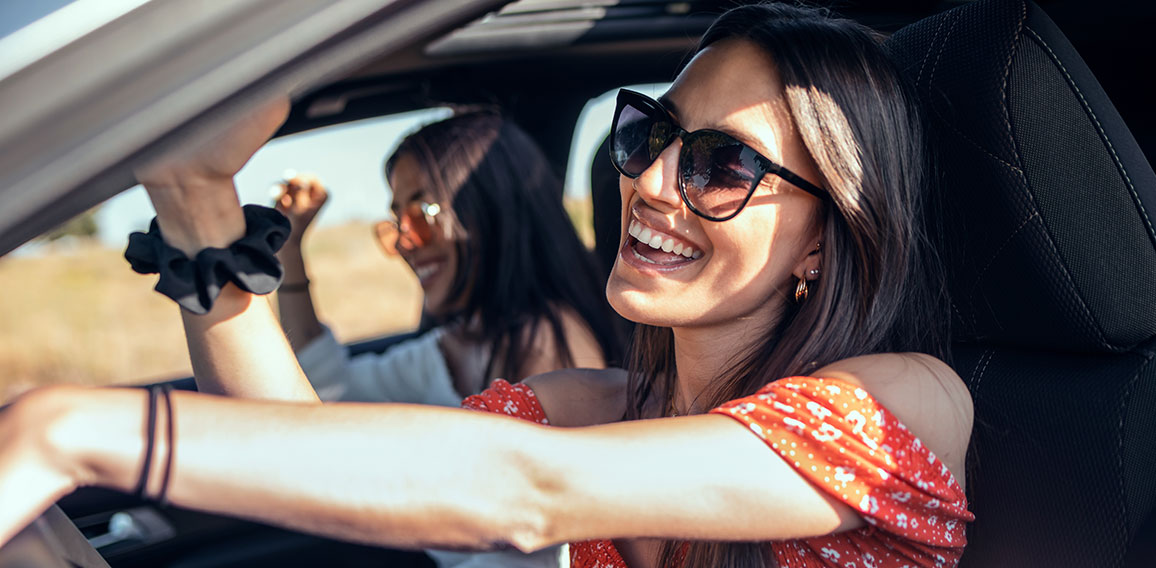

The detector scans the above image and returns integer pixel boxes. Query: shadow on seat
[886,0,1156,565]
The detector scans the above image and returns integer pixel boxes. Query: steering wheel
[0,505,108,568]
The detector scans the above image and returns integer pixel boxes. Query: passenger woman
[274,112,620,567]
[274,112,620,407]
[0,5,974,567]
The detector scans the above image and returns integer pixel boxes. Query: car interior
[886,2,1156,566]
[1,0,1154,566]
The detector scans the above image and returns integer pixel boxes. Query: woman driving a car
[0,4,974,567]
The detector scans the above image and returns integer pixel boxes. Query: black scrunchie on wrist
[125,205,291,315]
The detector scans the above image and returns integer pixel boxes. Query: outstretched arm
[0,383,875,553]
[133,99,318,402]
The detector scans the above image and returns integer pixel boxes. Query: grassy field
[0,223,423,403]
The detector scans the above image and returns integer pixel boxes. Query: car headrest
[885,0,1156,353]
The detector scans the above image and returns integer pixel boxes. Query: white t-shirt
[297,325,461,406]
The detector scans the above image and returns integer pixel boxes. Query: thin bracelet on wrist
[134,387,160,500]
[279,279,310,293]
[156,385,176,507]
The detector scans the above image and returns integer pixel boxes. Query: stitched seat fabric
[885,1,1156,565]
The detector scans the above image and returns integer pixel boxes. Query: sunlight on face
[606,39,826,333]
[387,153,462,317]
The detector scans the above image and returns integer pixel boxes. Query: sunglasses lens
[400,201,437,248]
[378,200,440,254]
[612,100,665,177]
[612,91,784,221]
[681,132,762,219]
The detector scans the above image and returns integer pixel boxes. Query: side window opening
[563,83,670,273]
[0,108,448,402]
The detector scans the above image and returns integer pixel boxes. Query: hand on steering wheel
[0,388,82,549]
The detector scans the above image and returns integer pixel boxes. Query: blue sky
[0,0,75,38]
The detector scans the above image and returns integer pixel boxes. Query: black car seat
[885,0,1156,566]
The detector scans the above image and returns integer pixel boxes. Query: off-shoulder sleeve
[711,376,973,568]
[462,379,550,425]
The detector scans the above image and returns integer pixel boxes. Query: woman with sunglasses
[0,4,973,567]
[272,113,622,413]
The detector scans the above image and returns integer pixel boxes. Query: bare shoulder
[523,367,629,427]
[815,353,973,483]
[518,307,608,379]
[815,352,971,410]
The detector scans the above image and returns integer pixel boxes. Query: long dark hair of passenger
[620,4,951,567]
[386,111,622,383]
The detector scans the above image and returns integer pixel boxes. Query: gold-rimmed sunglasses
[373,201,442,256]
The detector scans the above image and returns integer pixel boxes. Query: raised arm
[132,99,318,402]
[274,174,327,351]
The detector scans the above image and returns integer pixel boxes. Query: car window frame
[0,0,510,257]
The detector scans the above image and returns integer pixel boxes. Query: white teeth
[628,218,703,261]
[631,248,659,264]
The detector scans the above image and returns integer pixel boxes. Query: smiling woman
[597,13,966,564]
[266,111,626,568]
[0,4,974,568]
[272,111,623,405]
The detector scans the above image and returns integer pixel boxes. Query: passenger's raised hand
[276,174,329,244]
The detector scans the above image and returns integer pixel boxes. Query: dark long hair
[385,111,622,383]
[621,4,951,566]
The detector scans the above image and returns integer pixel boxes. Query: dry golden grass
[0,223,422,404]
[564,196,596,248]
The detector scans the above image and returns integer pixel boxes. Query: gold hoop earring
[795,277,809,303]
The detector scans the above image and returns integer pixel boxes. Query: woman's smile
[412,258,445,287]
[627,220,703,261]
[620,211,706,273]
[605,39,826,331]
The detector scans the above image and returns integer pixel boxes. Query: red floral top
[463,376,973,568]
